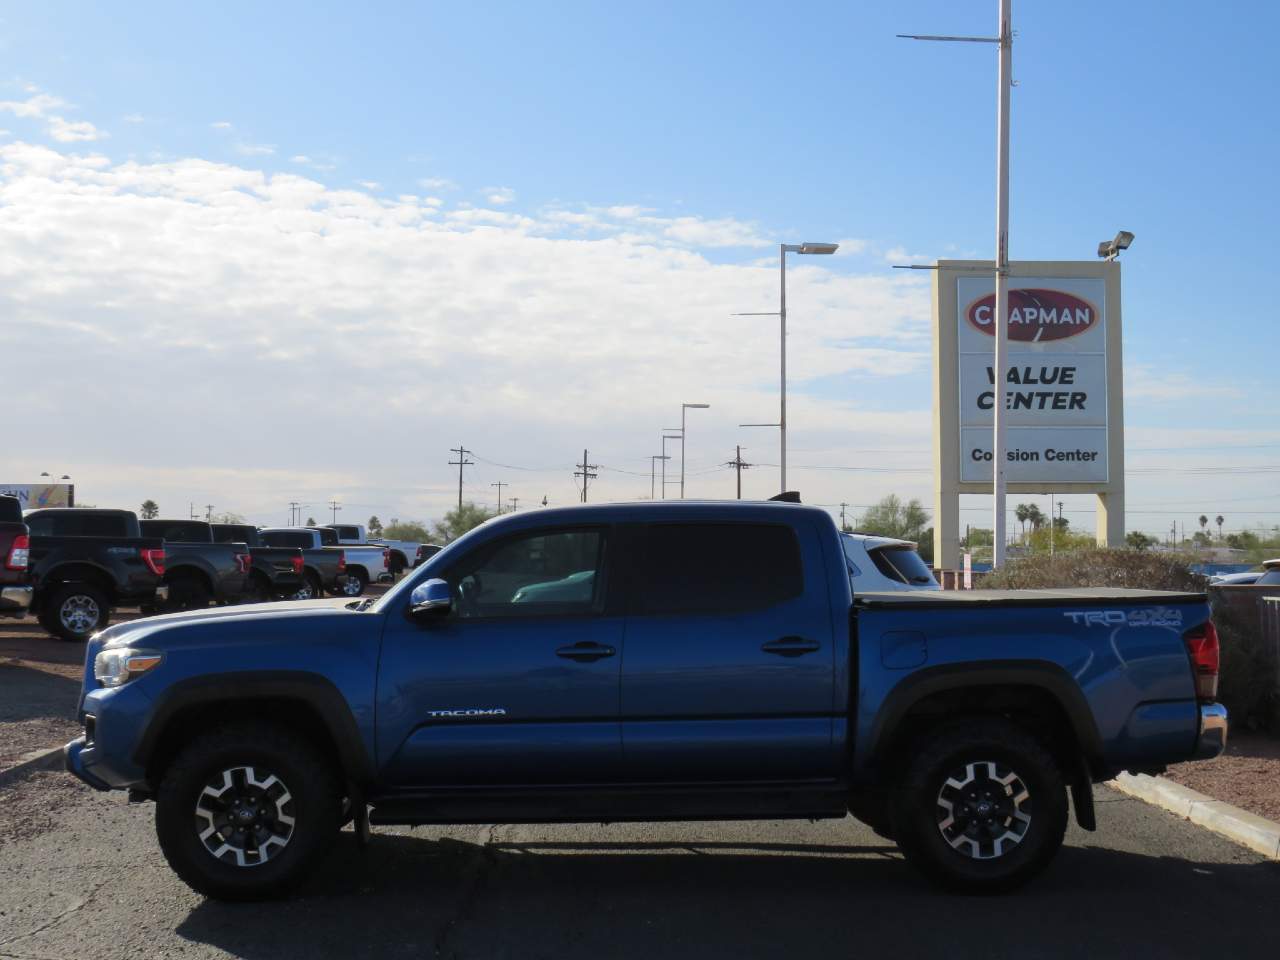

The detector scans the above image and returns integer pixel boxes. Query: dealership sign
[0,483,74,509]
[957,276,1109,484]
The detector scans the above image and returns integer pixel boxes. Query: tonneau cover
[854,587,1206,609]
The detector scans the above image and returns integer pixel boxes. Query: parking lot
[0,769,1276,959]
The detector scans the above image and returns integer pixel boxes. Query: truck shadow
[0,662,81,725]
[175,830,1280,960]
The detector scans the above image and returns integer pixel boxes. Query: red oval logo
[965,288,1099,342]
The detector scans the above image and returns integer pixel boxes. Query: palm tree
[1198,515,1208,534]
[1215,515,1224,541]
[1015,503,1030,542]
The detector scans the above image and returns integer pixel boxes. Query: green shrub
[982,549,1276,731]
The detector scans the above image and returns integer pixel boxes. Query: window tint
[316,528,339,546]
[212,525,256,544]
[869,546,937,586]
[262,531,311,549]
[637,523,803,615]
[335,526,360,540]
[140,520,211,543]
[0,496,21,524]
[30,512,131,538]
[448,528,605,619]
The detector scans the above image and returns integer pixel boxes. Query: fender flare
[868,659,1106,778]
[133,671,375,784]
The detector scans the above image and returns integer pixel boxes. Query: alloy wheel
[194,765,296,867]
[59,594,100,636]
[935,760,1032,860]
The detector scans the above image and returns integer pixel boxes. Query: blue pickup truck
[64,501,1227,900]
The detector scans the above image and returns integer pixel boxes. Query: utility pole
[900,0,1013,566]
[840,502,849,532]
[724,446,752,499]
[448,445,474,511]
[205,504,214,522]
[288,501,299,526]
[490,481,507,514]
[189,502,197,520]
[329,499,341,524]
[508,497,519,513]
[574,449,598,503]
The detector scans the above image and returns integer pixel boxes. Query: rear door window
[635,523,803,615]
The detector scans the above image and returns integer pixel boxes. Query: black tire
[240,573,271,605]
[891,718,1068,893]
[167,574,211,611]
[40,582,110,641]
[338,569,368,598]
[291,572,322,601]
[155,722,342,901]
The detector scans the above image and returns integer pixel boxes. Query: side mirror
[409,578,452,620]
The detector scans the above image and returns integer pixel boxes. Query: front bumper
[0,584,33,616]
[1193,703,1229,760]
[64,737,112,791]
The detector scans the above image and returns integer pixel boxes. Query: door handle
[556,642,616,662]
[761,636,820,657]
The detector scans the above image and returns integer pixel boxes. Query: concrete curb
[0,745,64,787]
[1112,773,1280,860]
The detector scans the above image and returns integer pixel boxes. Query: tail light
[291,555,304,576]
[416,545,424,560]
[6,534,29,570]
[235,553,252,574]
[1184,620,1220,701]
[337,551,346,575]
[383,548,391,565]
[141,547,166,577]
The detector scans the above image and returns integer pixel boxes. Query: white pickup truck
[281,527,390,596]
[321,524,442,576]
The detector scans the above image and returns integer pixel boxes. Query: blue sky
[1,2,1277,537]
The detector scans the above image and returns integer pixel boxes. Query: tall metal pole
[680,407,687,498]
[780,244,788,495]
[992,0,1012,567]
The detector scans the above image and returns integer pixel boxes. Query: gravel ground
[1164,730,1280,822]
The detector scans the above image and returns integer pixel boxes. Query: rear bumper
[1193,703,1229,760]
[0,584,33,616]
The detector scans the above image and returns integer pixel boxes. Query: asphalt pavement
[0,772,1276,960]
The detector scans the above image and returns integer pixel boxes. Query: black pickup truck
[0,495,33,619]
[138,520,252,610]
[210,523,305,602]
[23,508,168,641]
[258,527,347,599]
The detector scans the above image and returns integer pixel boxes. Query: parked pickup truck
[258,528,348,599]
[321,523,423,576]
[138,520,250,611]
[0,495,33,619]
[65,501,1227,900]
[266,526,386,597]
[24,508,168,641]
[210,524,305,602]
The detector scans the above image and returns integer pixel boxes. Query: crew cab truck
[138,520,250,611]
[64,501,1227,900]
[24,508,167,641]
[0,495,33,619]
[266,526,386,597]
[210,524,305,602]
[258,528,348,599]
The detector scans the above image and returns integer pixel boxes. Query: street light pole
[679,403,709,499]
[650,455,671,500]
[661,433,681,500]
[734,241,837,496]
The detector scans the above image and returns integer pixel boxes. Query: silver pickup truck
[278,526,389,596]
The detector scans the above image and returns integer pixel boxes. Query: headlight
[94,649,163,688]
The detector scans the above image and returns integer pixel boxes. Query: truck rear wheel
[167,573,211,611]
[40,582,109,641]
[155,722,342,901]
[891,718,1067,893]
[339,569,367,597]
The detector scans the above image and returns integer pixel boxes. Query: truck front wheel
[891,718,1068,893]
[155,722,342,901]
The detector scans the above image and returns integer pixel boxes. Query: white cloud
[358,180,381,191]
[0,92,68,118]
[0,140,933,521]
[235,142,275,157]
[211,121,233,130]
[482,185,515,205]
[290,154,310,164]
[0,89,107,143]
[123,113,145,124]
[418,176,457,191]
[48,116,106,142]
